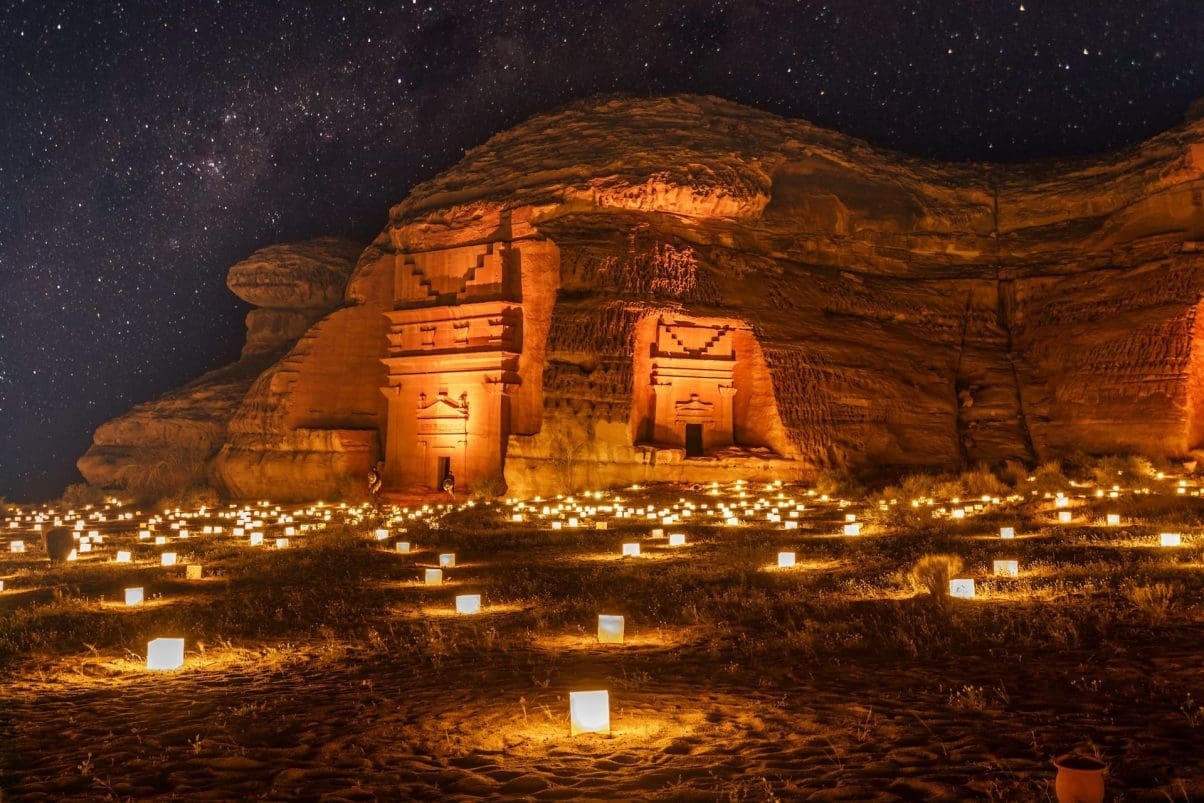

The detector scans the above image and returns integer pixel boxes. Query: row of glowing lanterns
[3,477,1202,736]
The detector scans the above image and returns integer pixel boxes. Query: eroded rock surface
[82,95,1204,500]
[76,238,361,491]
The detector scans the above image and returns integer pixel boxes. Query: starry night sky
[0,1,1201,501]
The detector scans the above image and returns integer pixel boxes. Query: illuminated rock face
[82,96,1204,500]
[77,238,361,492]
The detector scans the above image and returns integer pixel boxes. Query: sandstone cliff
[82,95,1204,500]
[76,237,361,493]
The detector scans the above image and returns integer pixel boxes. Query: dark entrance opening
[684,423,704,457]
[437,456,451,488]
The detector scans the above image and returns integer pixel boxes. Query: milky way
[0,1,1200,499]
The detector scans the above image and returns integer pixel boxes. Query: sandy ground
[2,484,1204,800]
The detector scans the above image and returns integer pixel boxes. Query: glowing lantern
[424,568,443,585]
[1159,532,1182,547]
[621,543,640,557]
[373,528,389,540]
[439,553,456,568]
[10,541,24,553]
[1055,496,1069,509]
[595,522,607,530]
[1106,514,1120,526]
[651,528,664,537]
[1000,527,1015,539]
[0,580,5,591]
[146,638,184,671]
[395,541,411,553]
[79,541,93,554]
[993,560,1019,577]
[115,550,132,563]
[275,538,289,549]
[161,552,177,567]
[597,614,625,643]
[249,532,263,546]
[455,594,481,614]
[668,533,686,547]
[951,508,966,519]
[949,579,976,599]
[784,520,798,530]
[186,564,203,580]
[778,551,796,568]
[154,535,167,545]
[512,514,524,523]
[842,523,861,537]
[569,690,610,735]
[125,587,144,606]
[1057,511,1072,524]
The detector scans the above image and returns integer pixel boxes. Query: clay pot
[1052,753,1107,803]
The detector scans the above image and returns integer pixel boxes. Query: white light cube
[784,520,798,530]
[842,523,861,537]
[115,550,132,563]
[621,543,640,557]
[1159,532,1182,547]
[424,568,443,585]
[1000,526,1015,539]
[138,529,151,540]
[249,532,263,546]
[10,541,24,553]
[455,594,481,614]
[1057,511,1072,524]
[951,508,966,520]
[1055,496,1070,509]
[395,541,411,553]
[160,552,177,567]
[777,551,796,568]
[569,690,610,735]
[438,553,455,568]
[275,537,289,549]
[79,542,93,553]
[597,614,625,644]
[154,535,167,545]
[993,560,1019,577]
[949,578,976,599]
[651,528,664,537]
[373,528,389,540]
[1106,513,1120,526]
[125,587,144,606]
[668,533,686,547]
[146,638,184,671]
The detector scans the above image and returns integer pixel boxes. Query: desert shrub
[998,459,1030,487]
[158,483,220,512]
[958,464,1009,497]
[812,467,865,498]
[115,448,209,503]
[1031,460,1071,494]
[1089,453,1156,486]
[58,482,107,509]
[332,473,369,504]
[908,554,964,602]
[469,474,507,501]
[1121,580,1177,624]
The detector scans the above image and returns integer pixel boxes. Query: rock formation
[76,237,361,492]
[80,95,1204,500]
